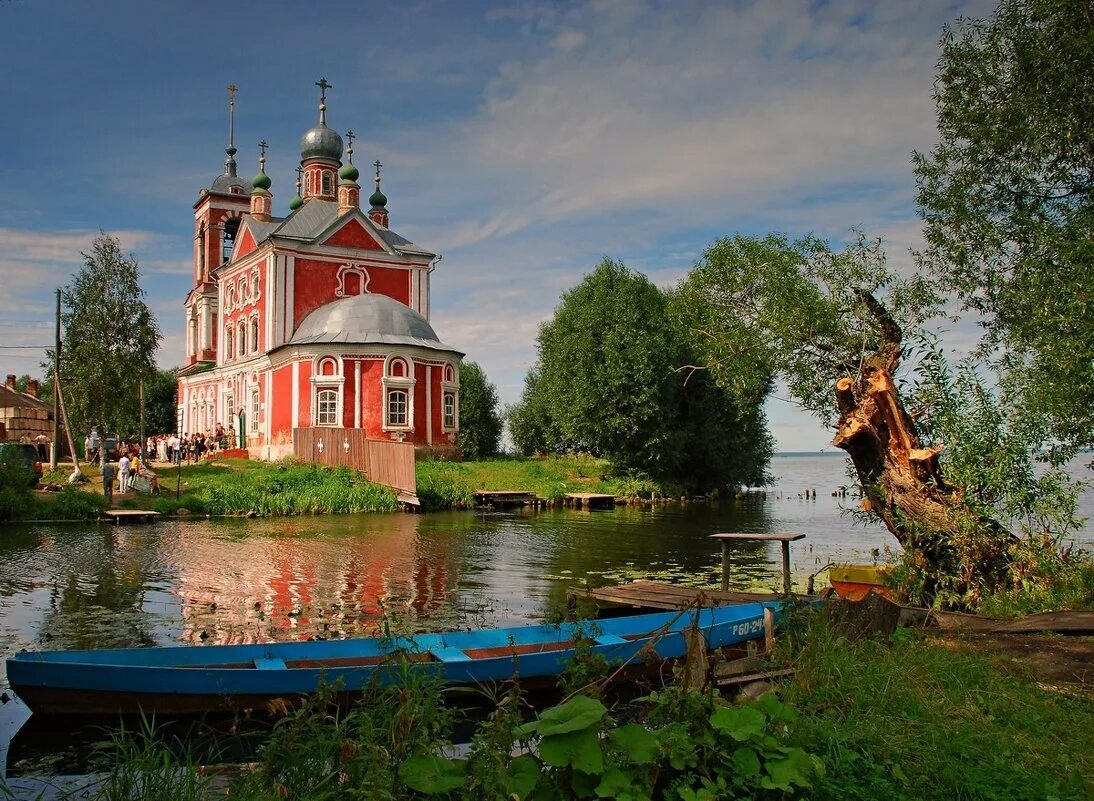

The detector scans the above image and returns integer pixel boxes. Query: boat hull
[7,604,779,716]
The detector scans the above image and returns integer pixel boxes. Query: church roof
[210,173,252,195]
[289,293,462,355]
[239,200,435,258]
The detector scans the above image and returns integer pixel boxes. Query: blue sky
[0,0,990,450]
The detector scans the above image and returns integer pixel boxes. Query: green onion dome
[339,162,359,182]
[288,193,304,211]
[369,187,387,208]
[252,170,272,191]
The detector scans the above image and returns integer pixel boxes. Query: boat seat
[254,657,287,670]
[594,634,628,646]
[431,647,472,663]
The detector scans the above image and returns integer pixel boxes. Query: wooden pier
[474,490,539,509]
[101,509,161,525]
[568,580,817,611]
[564,493,617,510]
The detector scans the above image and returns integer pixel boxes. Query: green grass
[976,551,1094,619]
[149,458,400,516]
[415,455,675,510]
[781,614,1093,800]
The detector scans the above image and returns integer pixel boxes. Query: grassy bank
[781,617,1092,800]
[416,455,672,511]
[16,609,1088,800]
[10,459,401,520]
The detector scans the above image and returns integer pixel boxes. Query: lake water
[1,453,1090,779]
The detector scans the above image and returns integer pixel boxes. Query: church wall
[361,359,385,439]
[298,360,313,428]
[271,364,293,442]
[413,362,428,440]
[342,359,357,429]
[292,258,412,329]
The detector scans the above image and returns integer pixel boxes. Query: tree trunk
[831,292,1013,605]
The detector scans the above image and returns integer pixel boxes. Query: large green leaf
[505,754,541,798]
[731,746,762,777]
[709,705,766,741]
[595,766,635,798]
[539,728,604,773]
[534,695,608,737]
[398,754,468,794]
[607,723,659,765]
[754,692,798,723]
[762,747,814,790]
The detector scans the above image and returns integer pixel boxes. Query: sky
[0,0,993,451]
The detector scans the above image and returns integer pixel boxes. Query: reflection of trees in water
[43,562,156,650]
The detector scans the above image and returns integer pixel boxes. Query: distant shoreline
[775,451,846,457]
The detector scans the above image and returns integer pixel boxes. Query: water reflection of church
[173,518,455,644]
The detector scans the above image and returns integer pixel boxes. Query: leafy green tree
[457,361,503,460]
[510,258,773,490]
[48,233,161,440]
[914,0,1094,457]
[676,232,1025,603]
[516,259,684,475]
[144,367,179,435]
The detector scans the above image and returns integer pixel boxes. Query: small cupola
[249,140,273,223]
[338,129,361,213]
[289,166,304,211]
[368,159,389,228]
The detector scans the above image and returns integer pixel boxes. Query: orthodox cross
[296,165,304,185]
[345,129,355,153]
[373,159,383,187]
[315,77,332,103]
[258,139,268,158]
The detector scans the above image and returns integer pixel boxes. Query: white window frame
[249,314,260,354]
[382,355,415,432]
[224,327,234,363]
[315,388,339,426]
[442,391,456,431]
[250,391,260,433]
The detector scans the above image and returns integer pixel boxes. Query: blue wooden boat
[6,603,781,716]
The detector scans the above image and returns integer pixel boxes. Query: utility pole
[52,288,61,470]
[139,378,145,448]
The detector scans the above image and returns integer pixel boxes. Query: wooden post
[763,607,776,653]
[721,541,730,592]
[52,288,61,470]
[781,540,792,595]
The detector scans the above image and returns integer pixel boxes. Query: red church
[178,81,462,459]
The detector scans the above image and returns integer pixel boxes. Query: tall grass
[781,613,1093,800]
[184,461,400,516]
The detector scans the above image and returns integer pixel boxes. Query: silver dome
[299,123,343,162]
[289,293,462,354]
[210,173,252,195]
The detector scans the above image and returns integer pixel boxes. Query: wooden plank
[714,668,795,688]
[568,581,814,610]
[709,532,806,542]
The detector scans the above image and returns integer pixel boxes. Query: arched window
[389,358,407,378]
[197,224,206,280]
[237,322,246,357]
[240,276,249,303]
[322,172,333,196]
[225,327,233,361]
[386,389,408,427]
[316,389,338,426]
[443,364,455,383]
[319,358,337,376]
[250,317,259,353]
[222,217,240,263]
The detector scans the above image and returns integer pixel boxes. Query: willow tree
[676,233,1019,601]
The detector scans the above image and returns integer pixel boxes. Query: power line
[0,345,50,349]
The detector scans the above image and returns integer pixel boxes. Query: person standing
[101,459,117,504]
[118,452,131,493]
[34,432,48,461]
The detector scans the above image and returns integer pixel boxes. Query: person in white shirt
[118,453,131,493]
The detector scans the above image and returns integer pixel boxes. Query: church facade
[177,82,462,459]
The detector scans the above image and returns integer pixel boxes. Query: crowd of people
[89,424,234,501]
